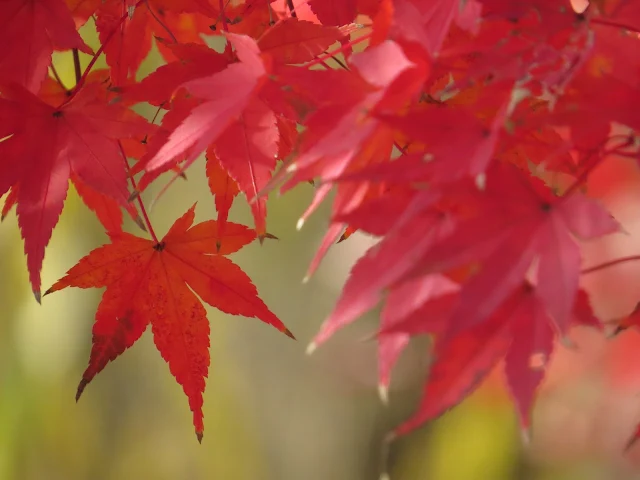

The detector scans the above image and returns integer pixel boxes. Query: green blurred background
[1,14,640,480]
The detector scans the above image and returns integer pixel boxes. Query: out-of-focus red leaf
[0,0,91,92]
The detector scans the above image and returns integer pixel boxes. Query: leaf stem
[49,63,68,92]
[581,255,640,275]
[286,0,297,18]
[119,141,159,243]
[145,0,178,43]
[304,32,372,69]
[562,135,633,198]
[591,17,640,35]
[317,56,409,156]
[562,148,603,197]
[62,0,145,106]
[72,48,82,85]
[218,0,229,32]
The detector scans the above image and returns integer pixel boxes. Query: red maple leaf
[308,200,455,351]
[377,274,458,401]
[44,205,294,441]
[34,74,143,233]
[383,283,601,436]
[257,18,348,64]
[0,82,151,299]
[122,41,230,106]
[309,0,380,26]
[0,0,92,92]
[139,33,295,236]
[2,0,637,449]
[408,163,619,338]
[277,39,428,265]
[95,0,218,86]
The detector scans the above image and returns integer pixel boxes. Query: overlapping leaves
[2,0,640,445]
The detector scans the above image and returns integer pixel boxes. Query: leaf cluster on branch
[2,0,640,450]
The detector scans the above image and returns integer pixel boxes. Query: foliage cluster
[2,0,640,454]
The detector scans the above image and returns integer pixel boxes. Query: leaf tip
[283,327,296,340]
[196,431,203,444]
[296,217,305,231]
[305,341,317,355]
[560,335,578,350]
[608,325,625,338]
[264,232,279,241]
[134,215,147,232]
[520,426,532,446]
[378,384,389,405]
[76,378,89,402]
[33,290,41,304]
[128,189,141,203]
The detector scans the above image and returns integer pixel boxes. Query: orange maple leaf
[45,205,294,441]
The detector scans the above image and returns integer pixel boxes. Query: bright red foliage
[45,204,293,441]
[2,0,640,450]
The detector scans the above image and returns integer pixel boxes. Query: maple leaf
[407,164,620,338]
[308,203,455,352]
[140,33,288,235]
[122,41,229,106]
[309,0,357,26]
[277,39,428,256]
[600,0,640,32]
[0,0,92,92]
[211,97,279,237]
[45,205,294,441]
[257,18,347,64]
[95,0,218,85]
[142,33,268,172]
[549,24,640,148]
[377,274,459,402]
[0,82,151,300]
[385,283,601,436]
[31,75,143,233]
[380,0,479,56]
[308,0,380,26]
[65,0,100,26]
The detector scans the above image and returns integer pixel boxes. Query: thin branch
[561,135,633,198]
[328,54,348,70]
[219,0,229,32]
[145,0,178,43]
[72,48,82,85]
[581,255,640,275]
[592,17,640,36]
[62,0,144,106]
[49,63,68,91]
[304,32,372,69]
[286,0,297,18]
[118,141,160,243]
